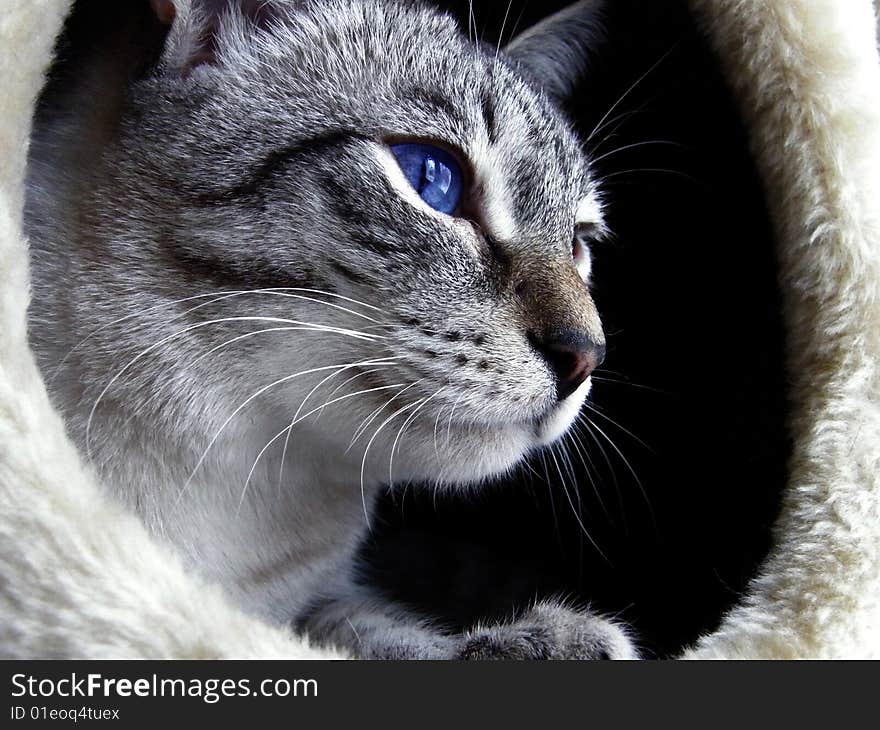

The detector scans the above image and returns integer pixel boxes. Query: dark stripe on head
[402,87,469,131]
[510,156,545,220]
[350,232,398,256]
[319,172,355,220]
[330,260,376,286]
[158,232,329,292]
[481,92,498,144]
[195,130,363,206]
[319,175,408,257]
[552,136,569,170]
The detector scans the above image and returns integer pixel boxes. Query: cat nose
[529,330,606,401]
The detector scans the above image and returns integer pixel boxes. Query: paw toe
[522,602,639,660]
[458,625,553,660]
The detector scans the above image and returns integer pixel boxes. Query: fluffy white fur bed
[1,0,878,659]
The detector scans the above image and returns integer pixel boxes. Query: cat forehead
[174,0,599,230]
[409,62,596,238]
[296,6,594,229]
[374,73,598,241]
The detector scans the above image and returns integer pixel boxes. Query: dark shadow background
[362,0,790,658]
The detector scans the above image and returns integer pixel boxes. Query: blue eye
[390,142,463,215]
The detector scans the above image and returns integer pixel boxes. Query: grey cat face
[74,0,606,486]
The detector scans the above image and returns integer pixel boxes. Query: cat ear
[505,1,605,107]
[149,0,282,73]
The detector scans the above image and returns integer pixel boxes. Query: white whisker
[589,139,686,167]
[277,361,400,489]
[190,325,384,368]
[598,167,700,185]
[238,381,406,513]
[84,316,384,461]
[174,357,396,507]
[539,449,565,555]
[591,372,668,394]
[495,0,513,62]
[567,424,611,520]
[388,387,445,487]
[586,43,678,144]
[576,411,622,502]
[359,399,424,531]
[432,402,449,462]
[349,379,424,448]
[317,367,388,420]
[587,97,659,156]
[581,414,656,528]
[582,401,653,452]
[444,390,467,447]
[548,443,607,561]
[51,286,388,383]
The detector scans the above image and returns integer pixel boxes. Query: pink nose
[529,330,606,401]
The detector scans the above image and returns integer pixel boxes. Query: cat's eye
[390,142,463,215]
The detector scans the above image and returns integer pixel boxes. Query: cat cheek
[453,219,483,258]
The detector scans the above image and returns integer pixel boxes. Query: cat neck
[93,410,380,622]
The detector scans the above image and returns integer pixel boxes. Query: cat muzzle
[529,329,605,401]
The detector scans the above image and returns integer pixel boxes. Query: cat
[25,0,637,659]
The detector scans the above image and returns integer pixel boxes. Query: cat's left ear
[505,0,605,107]
[149,0,282,73]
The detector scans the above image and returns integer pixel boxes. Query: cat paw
[457,602,638,660]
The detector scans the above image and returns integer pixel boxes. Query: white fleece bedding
[1,0,878,659]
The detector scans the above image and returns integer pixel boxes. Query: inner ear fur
[150,0,285,72]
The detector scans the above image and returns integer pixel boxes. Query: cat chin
[386,383,592,487]
[532,381,591,447]
[367,427,530,487]
[299,379,593,488]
